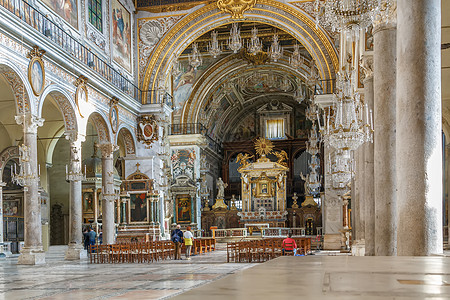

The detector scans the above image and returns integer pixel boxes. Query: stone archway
[142,0,338,102]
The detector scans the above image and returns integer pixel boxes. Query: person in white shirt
[183,226,194,260]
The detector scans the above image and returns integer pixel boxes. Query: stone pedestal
[373,12,398,256]
[17,247,46,265]
[65,243,87,260]
[212,198,227,210]
[396,0,442,255]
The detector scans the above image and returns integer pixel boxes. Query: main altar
[237,138,289,227]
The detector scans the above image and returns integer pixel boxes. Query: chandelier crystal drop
[289,44,304,70]
[228,23,242,54]
[268,34,283,62]
[247,26,262,55]
[188,42,202,69]
[207,30,222,58]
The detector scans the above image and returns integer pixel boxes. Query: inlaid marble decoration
[171,148,195,179]
[111,0,132,72]
[42,0,78,29]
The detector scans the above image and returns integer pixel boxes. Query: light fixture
[247,26,262,55]
[188,43,202,69]
[301,122,322,197]
[328,148,353,191]
[268,34,283,62]
[293,80,306,104]
[171,56,183,77]
[289,43,304,70]
[207,30,222,58]
[228,23,242,54]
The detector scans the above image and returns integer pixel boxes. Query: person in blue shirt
[171,224,184,260]
[88,227,97,249]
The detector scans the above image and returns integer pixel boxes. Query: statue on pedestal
[213,177,228,210]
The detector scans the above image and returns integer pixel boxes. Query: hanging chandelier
[305,102,319,121]
[320,0,379,39]
[317,71,373,151]
[301,122,322,197]
[228,23,242,54]
[306,61,320,89]
[207,30,222,58]
[247,26,262,55]
[328,148,353,191]
[188,43,202,69]
[289,44,304,70]
[268,34,283,62]
[293,80,306,104]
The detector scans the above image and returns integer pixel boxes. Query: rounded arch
[86,111,112,143]
[116,125,137,156]
[0,146,19,172]
[38,84,79,132]
[142,0,338,101]
[0,58,34,115]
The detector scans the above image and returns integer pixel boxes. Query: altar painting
[112,0,132,72]
[130,193,147,222]
[176,195,191,223]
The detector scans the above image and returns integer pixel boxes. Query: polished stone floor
[1,246,450,299]
[0,244,255,300]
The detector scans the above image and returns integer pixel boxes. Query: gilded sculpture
[216,0,257,19]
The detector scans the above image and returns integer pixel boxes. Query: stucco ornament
[140,21,163,47]
[216,0,257,19]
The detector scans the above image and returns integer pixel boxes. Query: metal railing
[136,0,197,8]
[213,227,322,239]
[0,0,176,105]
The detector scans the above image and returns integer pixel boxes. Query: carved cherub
[236,153,254,168]
[274,150,288,167]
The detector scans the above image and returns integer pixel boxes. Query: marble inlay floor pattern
[0,245,255,300]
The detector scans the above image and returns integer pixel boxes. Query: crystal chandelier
[321,0,379,39]
[301,122,322,197]
[228,23,242,54]
[289,44,304,70]
[207,30,222,58]
[188,43,202,69]
[305,102,319,121]
[317,71,373,151]
[171,56,183,77]
[328,148,353,190]
[293,81,306,104]
[12,145,36,191]
[306,61,320,89]
[268,34,283,62]
[247,26,262,55]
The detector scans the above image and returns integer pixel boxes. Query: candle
[66,164,68,174]
[370,109,373,129]
[365,103,369,125]
[38,164,40,176]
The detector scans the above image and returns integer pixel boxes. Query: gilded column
[64,132,86,260]
[16,113,45,265]
[396,0,442,255]
[373,1,398,256]
[99,143,118,245]
[361,54,375,256]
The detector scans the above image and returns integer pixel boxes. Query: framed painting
[176,194,191,223]
[109,104,119,133]
[130,193,147,223]
[41,0,78,29]
[111,0,132,72]
[28,57,45,96]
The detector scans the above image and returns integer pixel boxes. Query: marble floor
[0,244,255,300]
[2,246,450,300]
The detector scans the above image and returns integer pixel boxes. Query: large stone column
[373,3,397,256]
[65,133,87,260]
[362,55,375,256]
[16,114,45,265]
[396,0,442,255]
[0,181,6,258]
[99,143,118,245]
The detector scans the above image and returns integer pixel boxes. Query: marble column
[362,55,375,256]
[16,114,45,265]
[357,146,366,241]
[0,181,6,258]
[99,143,118,245]
[65,133,87,260]
[373,4,397,256]
[396,0,442,255]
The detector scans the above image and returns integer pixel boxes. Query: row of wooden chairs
[227,238,312,263]
[89,238,216,264]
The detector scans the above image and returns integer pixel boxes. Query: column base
[351,239,366,256]
[65,243,87,260]
[17,247,46,265]
[323,234,342,250]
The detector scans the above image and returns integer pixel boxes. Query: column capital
[64,131,85,147]
[373,0,397,33]
[360,54,374,82]
[15,114,44,134]
[98,143,119,158]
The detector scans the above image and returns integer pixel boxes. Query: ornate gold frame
[109,104,119,133]
[28,57,45,96]
[75,85,88,118]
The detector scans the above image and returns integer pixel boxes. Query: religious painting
[130,193,147,222]
[109,104,119,133]
[82,191,94,212]
[3,200,20,216]
[41,0,78,29]
[28,57,45,96]
[171,148,195,179]
[231,114,255,141]
[176,194,191,223]
[111,0,132,72]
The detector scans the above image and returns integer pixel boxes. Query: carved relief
[137,115,159,146]
[52,93,77,131]
[138,15,185,81]
[91,114,110,142]
[0,70,30,113]
[119,129,136,155]
[217,0,257,19]
[98,143,119,158]
[360,55,374,82]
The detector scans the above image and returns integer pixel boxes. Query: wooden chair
[89,245,99,263]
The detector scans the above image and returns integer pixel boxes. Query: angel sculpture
[236,153,254,168]
[300,172,311,195]
[274,150,288,167]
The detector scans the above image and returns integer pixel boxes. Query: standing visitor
[83,227,89,250]
[171,224,183,260]
[184,226,194,260]
[88,227,97,249]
